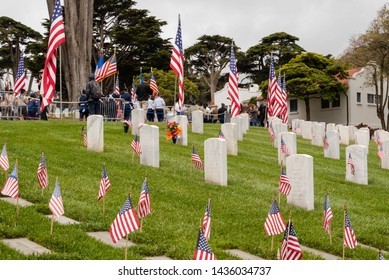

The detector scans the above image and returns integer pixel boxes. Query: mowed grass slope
[0,120,388,260]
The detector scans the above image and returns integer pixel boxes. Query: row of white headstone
[268,117,389,211]
[85,109,252,187]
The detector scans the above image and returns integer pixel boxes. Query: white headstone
[221,123,238,155]
[204,138,227,186]
[87,115,104,152]
[174,115,188,146]
[354,129,370,150]
[286,154,314,211]
[240,113,250,133]
[294,119,304,136]
[63,108,69,118]
[324,130,340,159]
[338,125,350,145]
[349,126,358,140]
[291,119,299,133]
[301,121,313,140]
[311,123,325,146]
[54,108,61,118]
[131,108,145,136]
[140,124,159,168]
[230,116,243,141]
[274,123,288,148]
[191,110,204,134]
[278,132,297,165]
[345,145,368,185]
[73,110,80,120]
[380,140,389,169]
[326,123,336,132]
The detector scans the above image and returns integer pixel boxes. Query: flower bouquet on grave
[166,121,182,143]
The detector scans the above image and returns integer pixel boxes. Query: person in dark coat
[136,77,152,111]
[79,90,89,121]
[121,89,133,133]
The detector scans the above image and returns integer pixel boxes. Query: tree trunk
[47,0,94,103]
[304,98,310,121]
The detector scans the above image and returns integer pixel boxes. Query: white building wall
[214,84,261,107]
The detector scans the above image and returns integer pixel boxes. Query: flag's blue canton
[101,166,108,178]
[277,70,282,87]
[52,0,63,22]
[345,211,353,228]
[230,48,237,75]
[324,196,331,211]
[196,231,213,253]
[16,55,24,80]
[119,196,134,215]
[269,57,275,80]
[205,203,211,217]
[284,222,297,239]
[53,181,61,198]
[269,200,281,214]
[175,20,183,53]
[40,154,47,168]
[281,166,286,176]
[10,165,18,179]
[141,180,149,194]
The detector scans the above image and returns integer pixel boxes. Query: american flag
[131,135,142,156]
[264,199,286,236]
[268,122,275,141]
[1,163,18,199]
[104,54,117,78]
[323,195,333,235]
[281,73,288,124]
[114,76,120,95]
[150,72,159,99]
[81,126,88,147]
[40,0,66,110]
[109,195,140,244]
[348,153,355,175]
[137,178,151,219]
[192,146,204,170]
[0,143,9,171]
[280,137,288,155]
[37,151,48,190]
[344,209,357,249]
[268,57,283,118]
[278,166,291,196]
[170,15,184,111]
[378,144,384,159]
[13,52,26,95]
[98,165,111,201]
[379,250,385,260]
[323,134,329,149]
[281,221,302,260]
[228,45,240,117]
[202,199,211,241]
[95,57,108,82]
[193,230,216,260]
[49,178,65,217]
[218,130,226,140]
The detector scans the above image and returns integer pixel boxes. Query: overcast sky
[3,0,389,57]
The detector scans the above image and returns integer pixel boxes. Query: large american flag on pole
[104,53,117,78]
[193,229,216,260]
[137,178,151,219]
[1,163,18,199]
[150,72,159,100]
[264,199,286,236]
[202,199,211,241]
[98,165,111,201]
[281,220,302,260]
[49,178,65,217]
[0,143,9,171]
[170,15,184,111]
[344,209,357,249]
[323,194,333,235]
[281,73,288,124]
[192,146,204,170]
[40,0,66,110]
[110,195,140,244]
[14,52,26,95]
[37,151,48,190]
[228,44,240,117]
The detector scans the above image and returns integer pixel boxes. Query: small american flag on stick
[131,135,142,156]
[193,229,216,260]
[202,199,211,241]
[348,153,355,175]
[192,146,204,170]
[1,163,18,198]
[81,126,87,147]
[323,194,333,236]
[137,178,151,219]
[37,151,48,190]
[344,208,357,249]
[264,199,286,236]
[281,220,302,260]
[98,165,111,201]
[0,143,9,171]
[278,166,291,196]
[49,178,64,217]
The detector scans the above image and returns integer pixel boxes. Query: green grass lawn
[0,119,388,260]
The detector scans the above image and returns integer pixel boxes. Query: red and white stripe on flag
[1,164,18,199]
[228,45,240,117]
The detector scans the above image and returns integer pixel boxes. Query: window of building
[332,98,340,108]
[356,92,361,103]
[289,99,298,112]
[367,93,375,104]
[321,98,330,109]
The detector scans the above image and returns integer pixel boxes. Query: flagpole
[50,215,55,236]
[125,234,128,260]
[173,75,177,116]
[59,45,62,121]
[343,203,346,260]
